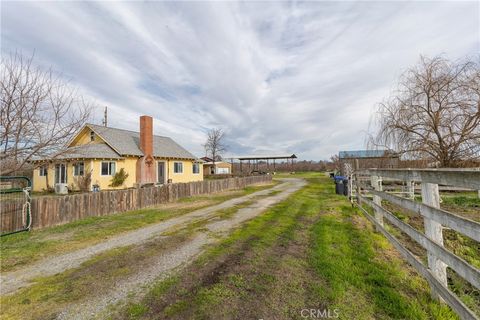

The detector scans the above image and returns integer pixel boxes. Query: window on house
[39,166,48,176]
[174,162,183,173]
[101,161,116,176]
[90,131,95,141]
[55,164,67,184]
[73,162,84,176]
[192,163,200,174]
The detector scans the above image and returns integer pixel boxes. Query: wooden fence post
[421,182,448,299]
[354,160,361,205]
[407,180,415,200]
[371,175,383,230]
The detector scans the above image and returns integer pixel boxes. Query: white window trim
[100,161,116,176]
[73,162,85,176]
[192,162,200,175]
[173,161,183,174]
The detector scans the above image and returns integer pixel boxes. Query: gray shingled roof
[58,143,124,159]
[30,143,123,161]
[87,124,197,159]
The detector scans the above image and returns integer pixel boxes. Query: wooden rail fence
[353,168,480,320]
[1,175,272,232]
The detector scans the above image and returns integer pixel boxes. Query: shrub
[109,168,129,187]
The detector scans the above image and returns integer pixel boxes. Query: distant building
[338,150,399,174]
[201,157,232,175]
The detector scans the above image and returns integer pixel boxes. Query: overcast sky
[2,1,479,160]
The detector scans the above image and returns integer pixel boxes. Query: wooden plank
[370,189,480,242]
[368,169,480,190]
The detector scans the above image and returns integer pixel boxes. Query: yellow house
[31,116,203,192]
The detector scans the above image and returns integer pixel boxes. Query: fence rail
[0,175,272,232]
[366,168,480,189]
[354,168,480,320]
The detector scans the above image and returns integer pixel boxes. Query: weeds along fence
[0,175,272,232]
[353,168,480,320]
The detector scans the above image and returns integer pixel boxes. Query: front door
[55,164,67,184]
[157,162,165,184]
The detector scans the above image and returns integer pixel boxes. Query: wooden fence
[0,199,27,234]
[353,168,480,320]
[1,175,272,232]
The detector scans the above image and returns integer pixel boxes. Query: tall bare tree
[1,52,92,175]
[371,56,480,167]
[203,128,226,174]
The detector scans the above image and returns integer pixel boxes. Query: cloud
[2,1,478,160]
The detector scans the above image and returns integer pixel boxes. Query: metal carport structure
[229,154,297,173]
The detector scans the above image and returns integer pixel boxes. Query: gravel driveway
[1,178,304,299]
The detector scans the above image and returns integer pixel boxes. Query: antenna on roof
[102,106,108,127]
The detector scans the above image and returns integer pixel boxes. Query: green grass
[441,192,480,209]
[114,173,457,320]
[311,209,455,319]
[0,183,274,273]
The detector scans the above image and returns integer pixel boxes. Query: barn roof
[339,150,397,159]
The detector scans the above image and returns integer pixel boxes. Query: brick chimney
[139,115,153,155]
[136,115,156,185]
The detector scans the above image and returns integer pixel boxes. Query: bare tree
[330,154,341,172]
[1,52,92,175]
[203,128,226,174]
[371,56,480,167]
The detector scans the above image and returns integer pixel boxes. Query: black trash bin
[335,178,345,195]
[342,179,349,196]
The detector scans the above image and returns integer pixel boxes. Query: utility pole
[102,106,108,127]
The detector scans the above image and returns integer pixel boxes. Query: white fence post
[421,182,448,299]
[371,175,383,230]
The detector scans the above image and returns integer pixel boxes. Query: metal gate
[0,176,32,236]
